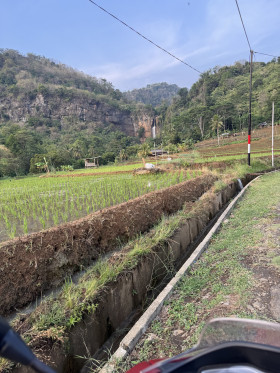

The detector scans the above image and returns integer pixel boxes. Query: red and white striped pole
[248,133,251,163]
[248,50,253,166]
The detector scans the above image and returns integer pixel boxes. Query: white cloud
[143,19,183,49]
[84,48,181,89]
[83,0,280,90]
[173,0,280,72]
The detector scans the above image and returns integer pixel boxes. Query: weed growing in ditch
[213,180,227,192]
[126,171,280,367]
[15,199,198,347]
[22,170,279,344]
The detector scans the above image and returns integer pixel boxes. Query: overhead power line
[255,51,279,59]
[234,0,253,166]
[235,0,278,59]
[88,0,202,74]
[235,0,252,51]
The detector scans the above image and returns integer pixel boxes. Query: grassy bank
[126,170,280,369]
[170,152,280,165]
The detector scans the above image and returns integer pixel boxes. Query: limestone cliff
[0,90,156,138]
[0,49,157,139]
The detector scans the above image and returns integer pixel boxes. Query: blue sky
[1,0,279,91]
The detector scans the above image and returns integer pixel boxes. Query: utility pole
[248,49,253,166]
[272,101,274,167]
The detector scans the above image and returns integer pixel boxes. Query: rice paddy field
[0,169,200,243]
[1,127,278,244]
[55,162,145,175]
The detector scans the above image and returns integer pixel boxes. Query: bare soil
[0,174,216,315]
[5,181,239,373]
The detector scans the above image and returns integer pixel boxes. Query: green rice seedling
[45,209,49,222]
[23,217,28,235]
[179,170,184,183]
[39,217,46,229]
[0,166,197,242]
[53,212,59,226]
[5,219,11,232]
[9,224,17,239]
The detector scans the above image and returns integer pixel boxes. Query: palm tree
[137,143,150,167]
[137,143,150,159]
[119,149,127,162]
[211,114,223,146]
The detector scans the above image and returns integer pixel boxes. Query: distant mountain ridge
[158,58,280,144]
[123,82,180,107]
[0,49,155,138]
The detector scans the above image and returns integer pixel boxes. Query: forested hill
[123,82,180,107]
[0,49,155,136]
[159,59,280,144]
[0,49,156,176]
[1,49,280,177]
[0,49,118,96]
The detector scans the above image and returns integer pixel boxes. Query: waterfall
[237,178,243,190]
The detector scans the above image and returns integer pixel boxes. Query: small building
[85,157,100,168]
[150,149,167,157]
[221,133,230,138]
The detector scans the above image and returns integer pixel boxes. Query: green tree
[211,114,223,146]
[101,151,115,164]
[119,149,127,162]
[177,87,189,107]
[0,70,16,85]
[5,129,43,173]
[70,139,88,159]
[30,151,73,173]
[138,126,145,139]
[137,143,150,159]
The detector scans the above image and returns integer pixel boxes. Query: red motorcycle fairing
[126,359,163,372]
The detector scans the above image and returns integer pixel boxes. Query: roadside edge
[99,176,260,373]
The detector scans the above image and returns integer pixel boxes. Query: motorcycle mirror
[0,317,56,373]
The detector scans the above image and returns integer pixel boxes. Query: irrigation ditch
[2,172,258,373]
[0,174,216,315]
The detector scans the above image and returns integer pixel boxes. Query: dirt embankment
[9,180,239,373]
[125,172,280,371]
[178,155,280,171]
[0,174,216,315]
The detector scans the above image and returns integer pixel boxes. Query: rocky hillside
[123,82,180,107]
[0,49,155,138]
[0,50,160,176]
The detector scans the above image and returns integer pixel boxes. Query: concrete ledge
[100,176,259,373]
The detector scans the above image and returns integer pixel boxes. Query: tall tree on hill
[211,114,223,146]
[5,128,43,173]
